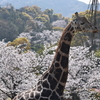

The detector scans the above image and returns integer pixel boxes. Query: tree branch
[0,88,11,98]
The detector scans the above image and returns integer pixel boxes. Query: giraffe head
[71,12,98,33]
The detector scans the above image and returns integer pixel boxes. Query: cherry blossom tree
[0,41,39,99]
[0,30,100,100]
[52,20,67,28]
[65,47,100,100]
[0,40,54,99]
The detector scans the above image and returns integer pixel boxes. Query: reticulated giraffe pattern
[13,12,98,100]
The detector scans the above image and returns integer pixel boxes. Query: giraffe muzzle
[93,27,98,33]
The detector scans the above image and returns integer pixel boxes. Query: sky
[78,0,100,4]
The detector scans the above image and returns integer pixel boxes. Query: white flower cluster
[0,41,39,99]
[19,30,62,45]
[0,40,100,100]
[52,20,67,28]
[66,46,100,100]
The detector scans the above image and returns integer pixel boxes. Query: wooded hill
[0,0,88,16]
[0,5,68,42]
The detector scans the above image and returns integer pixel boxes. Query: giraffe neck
[48,23,74,92]
[35,23,75,99]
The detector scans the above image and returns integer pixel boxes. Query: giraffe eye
[81,22,85,25]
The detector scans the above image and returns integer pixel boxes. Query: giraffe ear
[75,12,79,18]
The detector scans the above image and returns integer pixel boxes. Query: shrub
[95,50,100,58]
[7,37,31,51]
[52,27,64,31]
[31,44,45,55]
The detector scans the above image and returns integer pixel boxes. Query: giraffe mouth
[83,29,98,33]
[93,29,98,33]
[92,27,98,33]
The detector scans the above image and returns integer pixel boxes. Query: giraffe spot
[50,64,54,73]
[20,97,25,100]
[30,92,34,98]
[37,85,42,91]
[61,42,70,54]
[37,80,42,85]
[61,72,68,83]
[67,26,71,31]
[61,56,68,68]
[50,91,59,100]
[70,27,74,31]
[77,27,80,29]
[73,31,75,33]
[56,84,64,95]
[43,73,49,80]
[54,68,62,81]
[25,92,29,99]
[40,97,48,100]
[48,75,57,90]
[35,92,40,99]
[64,32,72,41]
[55,62,60,67]
[41,89,52,97]
[56,52,61,61]
[18,94,22,99]
[42,80,49,88]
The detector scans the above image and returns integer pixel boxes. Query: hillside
[0,0,88,16]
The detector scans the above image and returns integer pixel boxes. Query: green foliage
[7,37,31,51]
[0,4,68,41]
[35,13,52,30]
[20,6,41,17]
[72,10,90,20]
[0,4,100,45]
[24,20,39,32]
[94,93,100,100]
[35,14,50,24]
[64,17,69,23]
[21,12,33,20]
[43,9,63,23]
[48,50,54,54]
[0,5,40,41]
[0,20,18,41]
[90,93,100,100]
[44,9,53,23]
[41,14,50,22]
[95,50,100,58]
[31,44,45,55]
[43,9,53,18]
[14,18,25,33]
[32,5,41,15]
[52,27,64,31]
[0,8,10,20]
[52,14,60,22]
[35,16,47,23]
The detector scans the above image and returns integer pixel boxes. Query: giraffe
[13,12,98,100]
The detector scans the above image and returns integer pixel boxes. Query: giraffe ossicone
[13,12,98,100]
